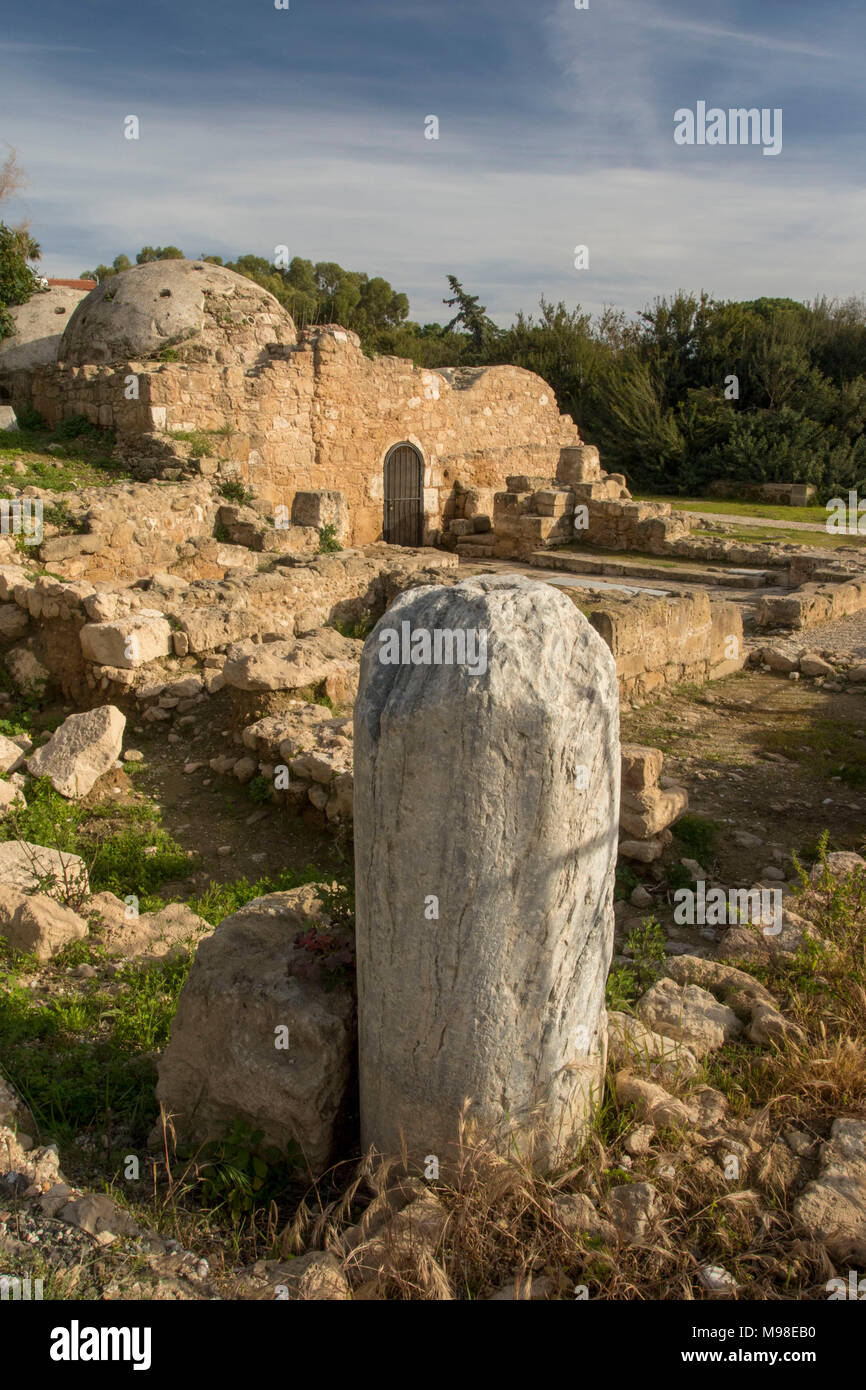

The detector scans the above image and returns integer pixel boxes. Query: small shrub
[194,1119,303,1218]
[672,812,719,865]
[317,523,342,553]
[55,414,97,440]
[219,479,252,505]
[623,915,667,992]
[14,405,45,430]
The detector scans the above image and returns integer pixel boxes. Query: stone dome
[0,286,90,372]
[59,259,297,367]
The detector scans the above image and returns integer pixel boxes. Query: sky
[1,0,864,325]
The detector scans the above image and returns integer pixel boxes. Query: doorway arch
[383,442,423,546]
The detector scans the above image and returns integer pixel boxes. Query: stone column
[353,573,620,1173]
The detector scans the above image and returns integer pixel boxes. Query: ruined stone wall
[584,591,744,703]
[6,329,579,547]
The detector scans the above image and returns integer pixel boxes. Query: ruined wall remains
[583,591,744,703]
[0,262,580,548]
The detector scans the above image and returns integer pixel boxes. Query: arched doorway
[383,443,423,546]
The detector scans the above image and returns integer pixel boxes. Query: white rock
[354,573,619,1172]
[27,706,126,798]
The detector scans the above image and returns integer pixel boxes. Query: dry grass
[271,844,866,1300]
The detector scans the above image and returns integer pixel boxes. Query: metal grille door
[383,444,423,547]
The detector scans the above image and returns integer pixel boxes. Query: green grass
[701,522,863,551]
[761,715,866,790]
[0,942,194,1149]
[0,778,195,908]
[634,494,829,526]
[672,811,720,865]
[188,863,334,926]
[167,429,215,456]
[0,423,128,492]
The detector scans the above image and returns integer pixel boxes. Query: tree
[0,149,41,340]
[442,275,500,351]
[136,245,185,264]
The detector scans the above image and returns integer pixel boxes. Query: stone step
[455,540,497,558]
[531,550,775,589]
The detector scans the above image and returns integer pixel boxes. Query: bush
[317,523,342,553]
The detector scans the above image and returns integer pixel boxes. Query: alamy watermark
[378,620,488,676]
[673,882,782,936]
[674,103,782,157]
[0,497,42,545]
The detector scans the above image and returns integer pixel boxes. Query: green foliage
[672,812,720,865]
[13,405,46,430]
[624,916,667,991]
[317,523,342,553]
[188,864,330,926]
[168,428,214,456]
[0,778,194,908]
[333,615,374,641]
[218,479,253,505]
[442,275,501,350]
[246,775,273,804]
[194,1119,303,1218]
[0,221,41,339]
[0,945,194,1147]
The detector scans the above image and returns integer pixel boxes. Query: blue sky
[1,0,865,324]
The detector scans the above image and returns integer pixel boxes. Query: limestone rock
[0,886,88,960]
[0,284,90,371]
[354,572,619,1171]
[156,887,354,1174]
[57,1193,138,1237]
[0,732,30,774]
[794,1118,866,1261]
[27,705,126,798]
[235,1252,349,1301]
[609,1181,661,1243]
[615,1070,692,1130]
[636,977,742,1057]
[550,1193,617,1245]
[60,258,296,367]
[0,779,26,816]
[80,613,172,669]
[0,841,88,897]
[223,628,362,702]
[607,1011,698,1078]
[93,899,211,960]
[5,646,51,698]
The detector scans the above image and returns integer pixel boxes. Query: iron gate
[383,443,423,546]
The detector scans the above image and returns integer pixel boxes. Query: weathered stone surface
[0,886,88,960]
[636,977,742,1057]
[91,898,211,960]
[794,1118,866,1261]
[0,779,26,816]
[0,841,89,897]
[609,1181,661,1242]
[614,1070,692,1130]
[59,259,296,367]
[607,1011,698,1078]
[223,629,362,699]
[27,705,125,798]
[0,285,90,372]
[80,613,172,669]
[156,887,354,1173]
[354,573,619,1171]
[0,732,30,774]
[5,645,51,697]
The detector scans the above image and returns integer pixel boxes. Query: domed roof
[59,259,296,367]
[0,286,90,372]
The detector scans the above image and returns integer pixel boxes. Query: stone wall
[582,591,744,703]
[4,328,579,549]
